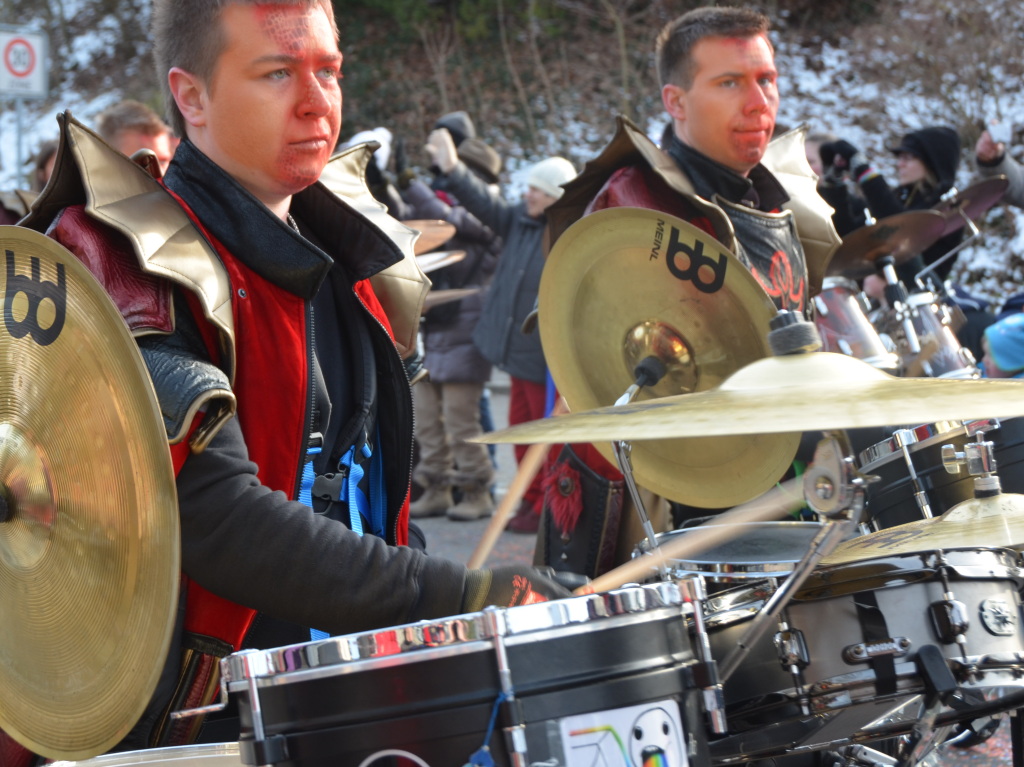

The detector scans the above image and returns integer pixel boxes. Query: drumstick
[574,477,805,594]
[467,397,568,569]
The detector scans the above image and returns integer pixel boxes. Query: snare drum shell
[706,549,1024,761]
[233,590,709,767]
[863,418,1024,529]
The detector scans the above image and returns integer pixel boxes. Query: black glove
[821,140,870,178]
[462,565,573,612]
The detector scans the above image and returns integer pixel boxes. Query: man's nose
[300,76,333,116]
[744,83,770,113]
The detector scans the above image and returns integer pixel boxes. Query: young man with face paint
[20,0,567,749]
[536,7,840,572]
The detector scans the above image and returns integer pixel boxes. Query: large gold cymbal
[478,351,1024,445]
[827,210,948,279]
[0,227,179,759]
[402,219,456,255]
[538,207,799,508]
[820,491,1024,566]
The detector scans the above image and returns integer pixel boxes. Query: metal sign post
[0,27,48,188]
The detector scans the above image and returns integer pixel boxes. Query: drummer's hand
[462,565,572,612]
[425,128,458,175]
[975,130,1005,164]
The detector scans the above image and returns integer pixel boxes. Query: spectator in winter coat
[426,126,577,533]
[975,128,1024,209]
[404,136,505,521]
[822,126,964,287]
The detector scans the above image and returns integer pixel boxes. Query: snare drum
[875,291,979,379]
[703,548,1024,762]
[222,583,709,767]
[813,277,899,372]
[859,418,1024,530]
[48,744,242,767]
[636,521,824,582]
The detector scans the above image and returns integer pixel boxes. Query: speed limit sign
[0,28,47,99]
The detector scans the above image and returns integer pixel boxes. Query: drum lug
[774,626,809,669]
[842,636,911,663]
[929,598,969,643]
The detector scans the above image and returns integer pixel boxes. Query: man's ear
[168,67,207,128]
[662,83,686,121]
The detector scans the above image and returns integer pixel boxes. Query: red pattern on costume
[753,250,805,312]
[543,459,583,536]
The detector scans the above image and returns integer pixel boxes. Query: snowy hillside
[2,1,1023,306]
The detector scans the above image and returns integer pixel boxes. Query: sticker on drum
[637,521,823,582]
[560,700,689,767]
[221,582,710,767]
[859,418,1024,529]
[48,744,242,767]
[813,277,899,373]
[704,547,1024,762]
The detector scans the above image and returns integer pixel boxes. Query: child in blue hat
[981,313,1024,378]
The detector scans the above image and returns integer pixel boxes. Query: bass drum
[222,583,709,767]
[859,418,1024,530]
[702,548,1024,764]
[48,744,242,767]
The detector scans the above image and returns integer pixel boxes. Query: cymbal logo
[665,225,727,294]
[649,218,665,261]
[4,250,67,346]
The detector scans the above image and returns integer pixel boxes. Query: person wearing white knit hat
[525,156,576,204]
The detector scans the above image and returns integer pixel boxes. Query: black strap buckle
[311,471,346,501]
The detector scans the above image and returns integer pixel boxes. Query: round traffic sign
[4,37,36,78]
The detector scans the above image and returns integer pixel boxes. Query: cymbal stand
[611,355,729,734]
[718,431,868,693]
[611,356,670,577]
[914,205,982,293]
[876,255,921,355]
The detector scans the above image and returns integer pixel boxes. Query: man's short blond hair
[152,0,338,137]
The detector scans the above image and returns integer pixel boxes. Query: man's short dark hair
[655,7,772,90]
[152,0,338,138]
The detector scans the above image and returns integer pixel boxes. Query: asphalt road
[413,369,538,568]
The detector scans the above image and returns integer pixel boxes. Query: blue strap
[342,442,370,536]
[309,428,388,641]
[297,446,321,508]
[302,444,328,642]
